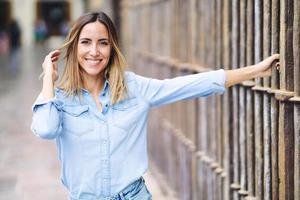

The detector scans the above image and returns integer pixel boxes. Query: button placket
[100,91,110,115]
[100,122,110,196]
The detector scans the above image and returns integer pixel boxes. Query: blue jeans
[70,177,152,200]
[112,177,152,200]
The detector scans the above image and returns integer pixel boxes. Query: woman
[31,12,279,200]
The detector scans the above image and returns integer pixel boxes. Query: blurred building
[0,0,117,47]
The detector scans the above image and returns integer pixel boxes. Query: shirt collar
[81,79,110,94]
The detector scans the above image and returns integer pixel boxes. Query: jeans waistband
[70,177,145,200]
[112,177,144,199]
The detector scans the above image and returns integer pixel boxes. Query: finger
[53,62,58,69]
[52,50,61,57]
[270,54,280,66]
[54,65,59,73]
[276,62,280,70]
[51,56,59,62]
[48,50,61,59]
[271,53,280,60]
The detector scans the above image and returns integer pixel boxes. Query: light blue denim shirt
[31,70,226,200]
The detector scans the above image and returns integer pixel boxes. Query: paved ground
[0,44,170,200]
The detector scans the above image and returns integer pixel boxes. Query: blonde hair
[57,12,128,105]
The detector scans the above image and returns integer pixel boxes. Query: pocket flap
[62,105,89,116]
[112,97,138,110]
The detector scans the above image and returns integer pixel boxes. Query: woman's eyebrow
[99,38,109,41]
[79,38,91,41]
[79,38,108,41]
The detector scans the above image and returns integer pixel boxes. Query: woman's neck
[83,74,105,98]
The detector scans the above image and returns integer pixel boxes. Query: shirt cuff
[211,69,226,94]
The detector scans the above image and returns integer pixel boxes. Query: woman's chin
[82,69,104,78]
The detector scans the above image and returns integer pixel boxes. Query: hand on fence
[225,54,280,88]
[254,54,280,78]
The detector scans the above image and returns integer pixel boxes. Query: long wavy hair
[57,12,128,105]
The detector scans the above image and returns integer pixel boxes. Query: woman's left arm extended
[225,54,280,88]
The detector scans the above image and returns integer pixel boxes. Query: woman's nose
[89,45,100,56]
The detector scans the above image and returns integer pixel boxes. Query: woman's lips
[85,58,103,65]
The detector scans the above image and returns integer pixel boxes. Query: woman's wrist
[42,75,55,100]
[247,64,260,79]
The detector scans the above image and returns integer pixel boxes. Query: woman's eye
[81,40,89,44]
[100,41,108,46]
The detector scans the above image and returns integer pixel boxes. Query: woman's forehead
[79,21,109,38]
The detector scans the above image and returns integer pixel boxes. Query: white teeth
[86,59,101,65]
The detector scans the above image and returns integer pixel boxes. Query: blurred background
[0,0,299,200]
[0,0,117,46]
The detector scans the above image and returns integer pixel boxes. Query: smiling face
[77,21,111,79]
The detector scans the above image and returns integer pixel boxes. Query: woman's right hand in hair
[41,50,60,100]
[42,50,61,82]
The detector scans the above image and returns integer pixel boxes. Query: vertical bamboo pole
[204,1,213,200]
[199,0,205,65]
[246,0,255,198]
[203,0,209,66]
[190,4,198,198]
[199,1,209,193]
[215,0,223,199]
[172,0,178,59]
[198,99,206,199]
[238,0,248,198]
[206,95,214,200]
[222,0,232,199]
[190,0,197,65]
[194,1,203,198]
[200,1,208,198]
[254,0,264,199]
[293,0,300,199]
[231,1,241,200]
[279,0,295,199]
[263,0,272,200]
[174,4,184,194]
[201,98,209,200]
[210,1,218,199]
[270,0,280,199]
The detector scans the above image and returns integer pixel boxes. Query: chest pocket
[112,97,140,131]
[62,105,94,136]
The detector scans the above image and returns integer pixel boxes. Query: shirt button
[102,140,107,144]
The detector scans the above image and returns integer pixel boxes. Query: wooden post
[222,0,232,199]
[270,0,280,200]
[238,0,248,198]
[215,0,223,199]
[263,0,272,200]
[231,1,241,200]
[279,0,295,199]
[254,0,264,199]
[246,0,256,198]
[293,1,300,200]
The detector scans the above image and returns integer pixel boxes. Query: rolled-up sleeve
[31,93,64,139]
[133,69,226,107]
